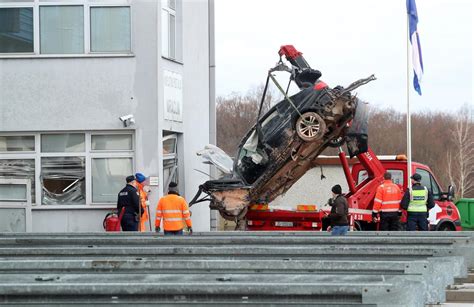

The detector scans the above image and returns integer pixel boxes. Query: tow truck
[192,45,461,231]
[246,149,461,231]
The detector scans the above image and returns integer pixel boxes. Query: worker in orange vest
[155,182,193,235]
[372,172,402,231]
[135,173,150,232]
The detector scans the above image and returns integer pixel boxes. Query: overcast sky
[215,0,473,113]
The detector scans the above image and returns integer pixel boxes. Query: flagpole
[406,7,413,190]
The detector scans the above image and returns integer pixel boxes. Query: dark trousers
[121,213,138,231]
[380,212,400,231]
[164,229,184,236]
[407,213,428,231]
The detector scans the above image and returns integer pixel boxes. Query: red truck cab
[350,154,461,231]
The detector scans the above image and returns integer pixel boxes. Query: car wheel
[328,136,345,148]
[295,112,326,142]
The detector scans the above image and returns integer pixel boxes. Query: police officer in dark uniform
[117,175,140,231]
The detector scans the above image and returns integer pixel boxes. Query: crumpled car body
[191,79,370,221]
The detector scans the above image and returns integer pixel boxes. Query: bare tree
[447,105,474,198]
[216,85,279,155]
[216,86,472,197]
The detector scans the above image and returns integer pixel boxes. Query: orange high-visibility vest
[155,194,192,231]
[372,180,402,213]
[137,184,149,232]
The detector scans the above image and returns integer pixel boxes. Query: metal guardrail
[0,233,471,306]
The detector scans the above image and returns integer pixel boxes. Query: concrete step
[456,274,474,284]
[446,284,474,302]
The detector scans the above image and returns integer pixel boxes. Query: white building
[0,0,216,232]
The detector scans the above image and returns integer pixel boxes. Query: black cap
[168,181,178,193]
[126,175,135,183]
[331,184,342,195]
[411,173,422,182]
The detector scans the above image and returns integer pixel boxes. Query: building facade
[0,0,216,232]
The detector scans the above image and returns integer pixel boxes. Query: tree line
[216,88,473,198]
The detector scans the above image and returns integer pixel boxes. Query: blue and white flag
[407,0,424,95]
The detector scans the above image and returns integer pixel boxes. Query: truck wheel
[295,112,326,142]
[352,221,362,231]
[437,222,455,231]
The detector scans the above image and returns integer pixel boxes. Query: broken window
[0,159,35,202]
[41,157,85,205]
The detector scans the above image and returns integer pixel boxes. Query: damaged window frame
[40,133,87,206]
[0,134,37,204]
[0,132,135,207]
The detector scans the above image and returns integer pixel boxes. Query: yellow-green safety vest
[407,187,428,212]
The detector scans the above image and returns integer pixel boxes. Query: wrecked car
[190,45,374,223]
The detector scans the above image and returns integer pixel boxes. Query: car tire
[295,111,326,142]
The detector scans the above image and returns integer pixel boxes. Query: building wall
[0,0,213,232]
[181,0,211,230]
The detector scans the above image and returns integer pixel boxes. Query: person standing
[328,184,349,236]
[135,172,150,232]
[155,182,193,236]
[372,172,402,231]
[117,175,140,231]
[401,173,435,231]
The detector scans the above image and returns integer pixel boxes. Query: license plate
[275,221,293,227]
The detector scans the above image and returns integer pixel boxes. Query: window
[357,169,403,186]
[1,4,132,56]
[0,132,133,206]
[0,136,34,152]
[92,158,132,203]
[388,170,404,186]
[163,136,177,156]
[0,7,33,53]
[40,5,84,54]
[357,170,368,184]
[416,168,441,200]
[41,157,85,205]
[0,159,35,202]
[41,133,85,153]
[92,134,132,151]
[161,0,176,59]
[0,184,27,202]
[90,7,131,53]
[163,133,179,193]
